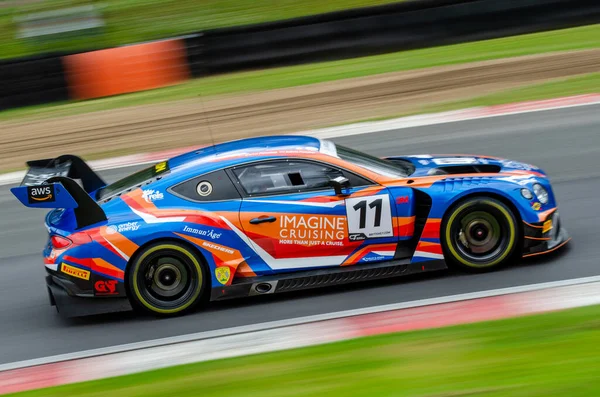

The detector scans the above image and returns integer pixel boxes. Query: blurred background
[0,2,599,395]
[0,0,598,171]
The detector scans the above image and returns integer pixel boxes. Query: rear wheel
[441,197,519,272]
[128,241,207,316]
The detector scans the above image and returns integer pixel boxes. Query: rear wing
[10,155,108,229]
[20,154,106,193]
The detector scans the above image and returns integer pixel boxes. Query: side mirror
[329,176,350,196]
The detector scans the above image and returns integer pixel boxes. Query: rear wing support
[11,177,107,229]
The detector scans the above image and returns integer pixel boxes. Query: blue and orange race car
[11,136,570,317]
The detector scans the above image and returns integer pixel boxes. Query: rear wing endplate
[20,154,106,194]
[11,155,108,229]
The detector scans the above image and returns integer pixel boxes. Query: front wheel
[128,241,207,316]
[441,197,520,272]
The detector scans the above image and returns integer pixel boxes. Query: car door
[230,159,400,273]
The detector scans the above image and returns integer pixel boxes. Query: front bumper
[46,275,132,318]
[522,210,571,258]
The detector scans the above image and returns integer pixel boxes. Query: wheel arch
[441,190,524,266]
[444,190,523,228]
[124,236,212,298]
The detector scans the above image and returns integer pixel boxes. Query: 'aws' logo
[27,185,55,204]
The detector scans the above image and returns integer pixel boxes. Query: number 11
[353,198,382,229]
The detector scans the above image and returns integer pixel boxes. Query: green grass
[12,304,600,397]
[0,0,401,59]
[2,24,598,122]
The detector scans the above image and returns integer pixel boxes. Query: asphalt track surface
[0,105,598,365]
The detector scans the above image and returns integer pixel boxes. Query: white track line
[299,96,600,139]
[2,274,600,373]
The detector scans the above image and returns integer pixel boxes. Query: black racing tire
[127,241,208,317]
[441,196,520,273]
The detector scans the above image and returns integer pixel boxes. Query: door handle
[249,216,277,225]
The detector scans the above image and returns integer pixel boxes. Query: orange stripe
[522,238,571,258]
[342,247,371,266]
[100,227,139,259]
[394,216,415,238]
[127,190,159,212]
[524,236,551,241]
[416,241,443,255]
[349,187,385,197]
[523,221,544,229]
[92,258,125,279]
[235,262,256,277]
[537,208,557,222]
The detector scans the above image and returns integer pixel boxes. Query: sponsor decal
[361,255,386,262]
[345,194,394,239]
[215,267,231,285]
[278,214,346,246]
[183,226,222,239]
[500,160,537,171]
[349,233,367,241]
[120,222,140,233]
[543,219,553,234]
[60,263,90,280]
[142,189,164,203]
[196,181,213,197]
[532,202,542,211]
[154,161,168,173]
[27,185,55,203]
[22,164,70,186]
[106,222,140,234]
[95,280,118,295]
[202,241,234,255]
[396,196,409,204]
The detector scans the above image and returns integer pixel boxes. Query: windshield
[334,144,413,178]
[96,161,170,200]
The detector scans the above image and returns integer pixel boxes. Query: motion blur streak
[0,105,598,364]
[2,275,600,394]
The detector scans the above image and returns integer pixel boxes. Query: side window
[232,160,370,196]
[169,169,241,202]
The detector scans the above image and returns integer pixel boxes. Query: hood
[385,154,545,177]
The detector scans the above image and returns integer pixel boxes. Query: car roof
[165,135,329,180]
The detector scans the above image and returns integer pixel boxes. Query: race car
[11,135,570,317]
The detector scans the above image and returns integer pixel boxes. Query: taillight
[51,235,72,249]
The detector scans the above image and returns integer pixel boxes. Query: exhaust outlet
[255,283,273,294]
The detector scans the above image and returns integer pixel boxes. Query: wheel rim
[449,206,511,264]
[135,248,201,310]
[149,260,188,298]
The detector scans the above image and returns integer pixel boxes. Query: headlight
[533,183,549,204]
[520,188,533,200]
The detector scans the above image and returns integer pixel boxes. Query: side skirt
[210,259,447,301]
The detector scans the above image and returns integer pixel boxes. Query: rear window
[96,161,170,200]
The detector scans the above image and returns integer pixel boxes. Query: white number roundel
[345,194,393,239]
